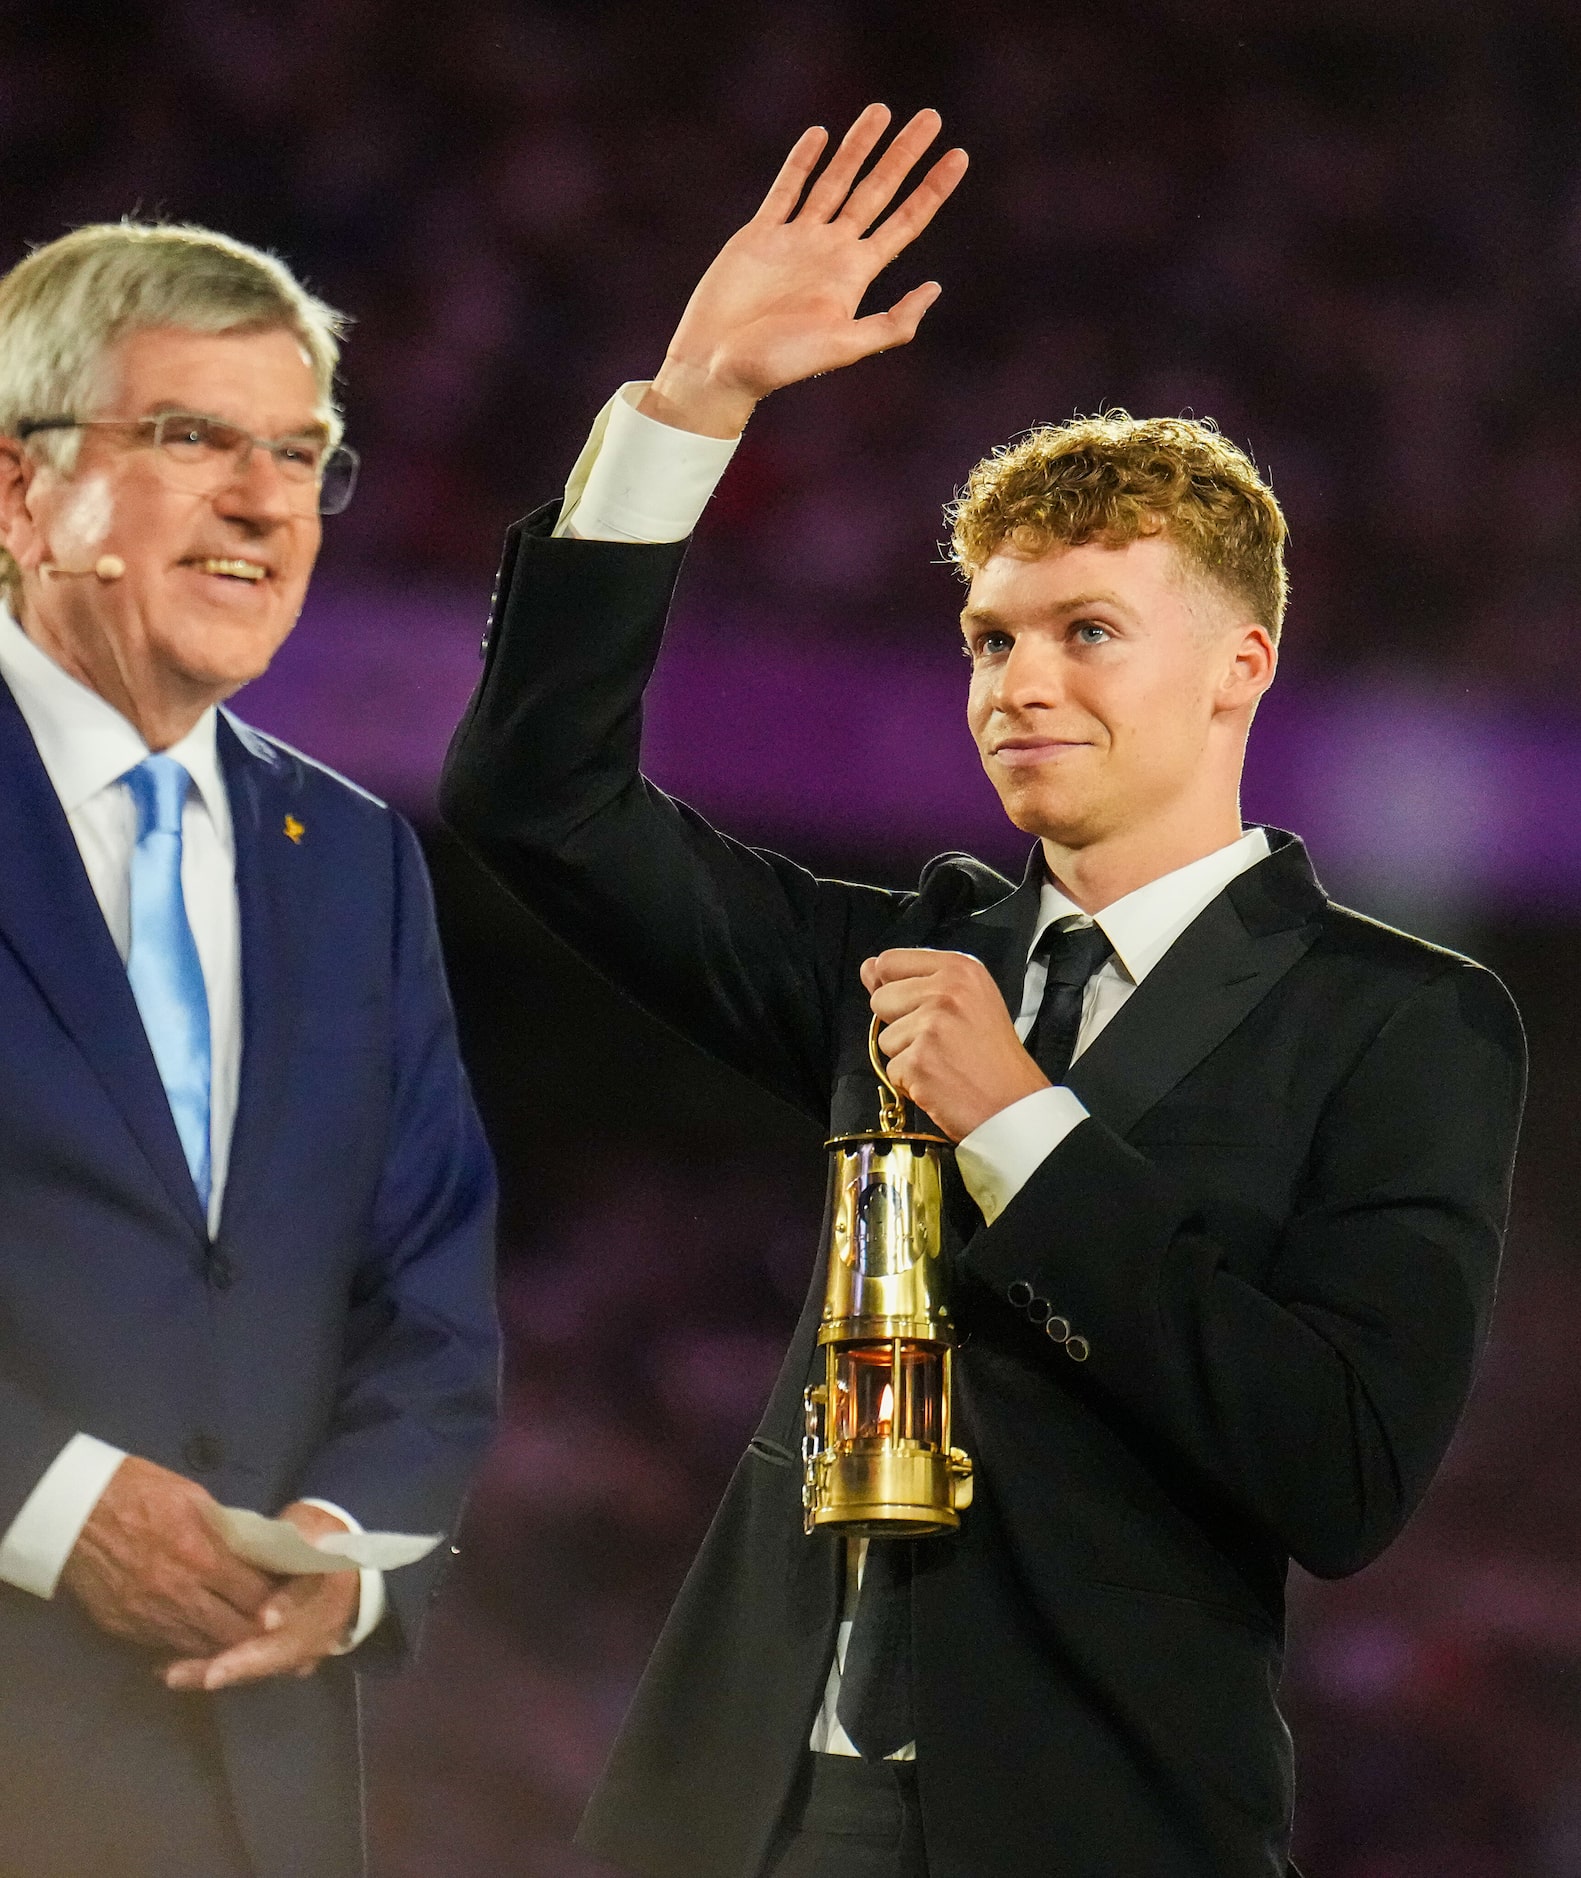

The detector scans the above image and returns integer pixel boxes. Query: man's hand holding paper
[161,1502,438,1692]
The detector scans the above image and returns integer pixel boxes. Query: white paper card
[206,1504,442,1576]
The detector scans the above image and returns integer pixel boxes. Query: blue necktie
[123,755,212,1211]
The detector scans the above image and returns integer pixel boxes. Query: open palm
[647,106,968,437]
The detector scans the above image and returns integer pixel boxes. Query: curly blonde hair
[947,411,1289,641]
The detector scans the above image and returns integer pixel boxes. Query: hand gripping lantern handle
[801,1017,975,1536]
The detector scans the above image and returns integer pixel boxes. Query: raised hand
[640,104,968,439]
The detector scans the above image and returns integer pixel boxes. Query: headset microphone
[40,555,125,581]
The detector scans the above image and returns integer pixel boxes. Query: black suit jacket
[441,510,1526,1878]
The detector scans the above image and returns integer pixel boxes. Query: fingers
[156,1583,262,1656]
[846,282,942,363]
[865,947,1002,1030]
[257,1580,305,1631]
[205,1629,302,1689]
[866,968,943,1034]
[869,982,930,1027]
[836,108,944,234]
[111,1586,258,1661]
[863,147,971,268]
[186,1588,266,1651]
[862,948,964,988]
[161,1654,218,1690]
[203,1548,277,1619]
[798,102,893,222]
[67,1553,265,1656]
[751,125,830,226]
[162,1629,295,1692]
[162,1582,329,1691]
[873,1019,917,1072]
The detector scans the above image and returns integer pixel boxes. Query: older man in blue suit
[0,223,499,1878]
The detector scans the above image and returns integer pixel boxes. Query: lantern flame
[878,1382,894,1437]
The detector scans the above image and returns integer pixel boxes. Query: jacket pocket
[1129,1101,1285,1148]
[747,1435,796,1468]
[1081,1578,1291,1826]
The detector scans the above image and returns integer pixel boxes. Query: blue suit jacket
[0,678,499,1878]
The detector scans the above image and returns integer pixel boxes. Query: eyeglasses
[16,411,360,515]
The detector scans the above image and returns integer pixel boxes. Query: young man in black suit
[442,107,1525,1878]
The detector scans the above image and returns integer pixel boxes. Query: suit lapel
[944,844,1046,1010]
[1065,832,1327,1136]
[216,714,305,1241]
[0,678,208,1238]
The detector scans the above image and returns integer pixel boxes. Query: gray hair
[0,220,348,600]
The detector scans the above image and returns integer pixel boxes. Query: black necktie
[836,1540,914,1761]
[1025,920,1113,1084]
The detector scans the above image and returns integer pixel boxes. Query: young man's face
[962,532,1273,850]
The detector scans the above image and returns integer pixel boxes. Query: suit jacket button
[184,1434,223,1473]
[1065,1335,1091,1363]
[1007,1281,1033,1308]
[207,1253,235,1291]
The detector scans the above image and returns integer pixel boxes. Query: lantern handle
[867,1013,908,1135]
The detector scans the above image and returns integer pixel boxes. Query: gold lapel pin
[283,814,305,845]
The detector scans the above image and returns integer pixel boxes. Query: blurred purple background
[7,2,1581,1872]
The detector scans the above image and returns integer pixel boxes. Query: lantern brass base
[804,1443,974,1538]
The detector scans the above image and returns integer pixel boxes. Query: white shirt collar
[1027,827,1273,985]
[0,603,227,824]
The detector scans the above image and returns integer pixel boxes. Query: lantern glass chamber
[831,1343,944,1449]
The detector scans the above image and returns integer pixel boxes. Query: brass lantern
[801,1018,974,1537]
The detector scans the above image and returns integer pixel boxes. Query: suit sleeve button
[1044,1315,1071,1343]
[1007,1281,1033,1309]
[1065,1335,1090,1363]
[1027,1296,1051,1325]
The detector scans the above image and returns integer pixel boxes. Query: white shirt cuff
[0,1433,127,1599]
[298,1497,386,1652]
[955,1085,1090,1227]
[555,382,740,542]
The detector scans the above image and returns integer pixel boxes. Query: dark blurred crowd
[7,2,1581,1873]
[7,0,1581,684]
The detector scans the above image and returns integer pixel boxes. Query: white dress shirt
[953,825,1273,1224]
[556,387,1274,1756]
[0,608,381,1646]
[559,382,741,543]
